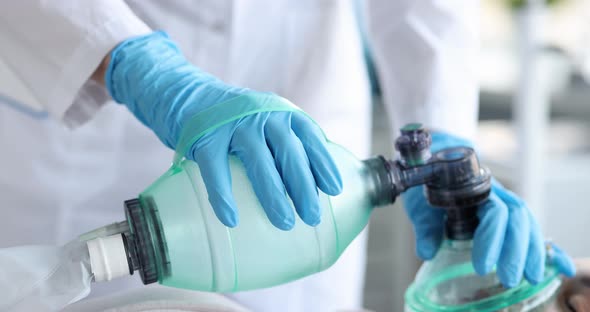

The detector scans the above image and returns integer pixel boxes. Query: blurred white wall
[478,0,590,257]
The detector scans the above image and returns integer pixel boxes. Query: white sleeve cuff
[49,17,151,128]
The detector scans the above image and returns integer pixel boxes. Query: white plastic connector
[87,234,131,282]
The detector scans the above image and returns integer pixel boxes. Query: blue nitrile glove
[105,32,342,230]
[402,132,576,287]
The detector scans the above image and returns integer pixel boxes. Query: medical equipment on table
[0,124,560,311]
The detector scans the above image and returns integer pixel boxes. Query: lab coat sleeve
[0,1,151,128]
[365,1,479,141]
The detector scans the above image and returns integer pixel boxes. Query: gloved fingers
[264,113,321,226]
[190,132,239,227]
[402,186,445,260]
[230,115,295,230]
[547,242,576,277]
[495,186,531,288]
[290,113,342,196]
[523,211,546,285]
[472,192,508,276]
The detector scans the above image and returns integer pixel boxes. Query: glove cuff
[430,131,474,154]
[105,31,222,148]
[105,31,175,104]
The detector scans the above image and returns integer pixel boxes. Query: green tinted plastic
[404,240,561,312]
[139,143,374,292]
[173,93,304,165]
[405,265,560,311]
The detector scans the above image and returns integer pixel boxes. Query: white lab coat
[0,1,478,311]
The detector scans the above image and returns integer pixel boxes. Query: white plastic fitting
[87,234,131,282]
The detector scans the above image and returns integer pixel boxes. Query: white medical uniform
[0,1,478,311]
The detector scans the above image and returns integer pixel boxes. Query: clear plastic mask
[405,240,561,312]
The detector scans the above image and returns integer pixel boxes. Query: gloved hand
[402,132,576,287]
[105,32,342,230]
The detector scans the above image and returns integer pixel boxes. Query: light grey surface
[65,285,251,312]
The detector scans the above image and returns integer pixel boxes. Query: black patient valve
[371,123,492,240]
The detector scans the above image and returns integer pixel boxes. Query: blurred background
[364,0,590,311]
